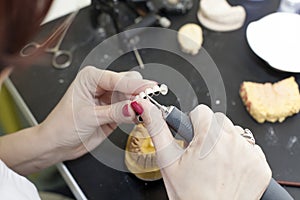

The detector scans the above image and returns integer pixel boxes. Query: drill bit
[146,95,169,116]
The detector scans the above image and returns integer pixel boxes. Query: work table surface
[10,0,300,199]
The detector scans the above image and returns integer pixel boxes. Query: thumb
[138,100,184,168]
[95,100,137,125]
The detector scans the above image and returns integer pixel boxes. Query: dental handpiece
[147,96,194,143]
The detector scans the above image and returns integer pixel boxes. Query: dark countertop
[10,0,300,199]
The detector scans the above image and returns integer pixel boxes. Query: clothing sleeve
[261,178,294,200]
[0,159,41,200]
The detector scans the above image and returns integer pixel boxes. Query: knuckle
[214,112,225,118]
[127,71,143,79]
[190,104,212,118]
[77,66,97,80]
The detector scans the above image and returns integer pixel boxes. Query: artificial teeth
[153,85,161,96]
[145,88,154,97]
[139,92,147,99]
[160,84,168,95]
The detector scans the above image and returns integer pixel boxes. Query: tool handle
[261,178,294,200]
[123,12,157,39]
[165,106,194,143]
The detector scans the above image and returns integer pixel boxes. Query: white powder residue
[265,127,278,146]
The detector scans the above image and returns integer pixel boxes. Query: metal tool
[91,1,173,69]
[147,95,194,143]
[145,0,193,14]
[20,10,78,69]
[133,47,145,69]
[121,13,161,69]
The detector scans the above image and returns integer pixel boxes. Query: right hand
[139,101,272,200]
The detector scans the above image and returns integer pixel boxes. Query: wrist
[37,121,73,163]
[0,125,65,175]
[34,124,64,161]
[38,118,86,162]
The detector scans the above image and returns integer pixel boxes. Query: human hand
[139,101,271,200]
[39,66,156,161]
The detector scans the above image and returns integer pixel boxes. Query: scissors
[20,10,78,69]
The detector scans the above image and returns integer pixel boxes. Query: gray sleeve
[261,178,294,200]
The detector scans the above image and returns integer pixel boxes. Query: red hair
[0,0,53,71]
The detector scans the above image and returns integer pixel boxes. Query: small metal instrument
[20,10,78,69]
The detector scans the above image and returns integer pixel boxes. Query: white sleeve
[0,159,41,200]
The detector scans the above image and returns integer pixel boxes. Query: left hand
[39,66,156,161]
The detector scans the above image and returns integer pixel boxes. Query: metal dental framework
[134,84,168,122]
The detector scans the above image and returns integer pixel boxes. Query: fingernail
[122,104,131,117]
[131,101,144,115]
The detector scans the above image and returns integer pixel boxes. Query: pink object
[130,101,144,115]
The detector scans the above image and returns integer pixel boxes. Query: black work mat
[10,0,300,199]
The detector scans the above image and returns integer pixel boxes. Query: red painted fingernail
[130,101,144,115]
[122,104,131,117]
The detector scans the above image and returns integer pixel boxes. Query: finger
[189,104,214,141]
[100,123,118,137]
[83,124,118,152]
[95,100,136,125]
[97,70,155,94]
[78,66,156,96]
[234,125,244,135]
[120,70,143,79]
[189,105,224,158]
[97,70,144,105]
[214,112,236,134]
[138,99,184,168]
[138,100,173,144]
[113,71,143,100]
[100,91,129,105]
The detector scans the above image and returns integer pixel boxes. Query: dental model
[125,124,185,181]
[177,23,203,55]
[197,0,246,32]
[125,124,162,181]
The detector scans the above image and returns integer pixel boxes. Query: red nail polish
[130,101,144,115]
[122,104,131,117]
